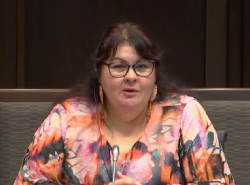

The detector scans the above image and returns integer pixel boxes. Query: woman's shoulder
[156,93,197,107]
[155,93,208,118]
[57,97,97,116]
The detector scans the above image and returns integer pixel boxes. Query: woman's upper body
[14,22,235,185]
[14,94,234,185]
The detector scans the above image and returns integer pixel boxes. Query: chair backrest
[191,88,250,185]
[0,89,68,184]
[216,130,227,150]
[0,88,250,184]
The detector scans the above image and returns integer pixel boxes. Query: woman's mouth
[122,89,138,97]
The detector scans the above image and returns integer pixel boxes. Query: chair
[216,130,227,151]
[1,88,250,184]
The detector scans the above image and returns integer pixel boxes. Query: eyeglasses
[102,60,155,78]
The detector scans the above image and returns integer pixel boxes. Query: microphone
[112,145,119,185]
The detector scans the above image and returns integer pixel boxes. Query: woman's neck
[104,103,148,138]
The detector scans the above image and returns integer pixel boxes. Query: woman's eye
[111,64,126,69]
[136,62,151,69]
[136,64,146,69]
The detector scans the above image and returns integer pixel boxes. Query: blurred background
[0,0,250,89]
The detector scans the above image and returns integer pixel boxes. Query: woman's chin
[119,99,143,108]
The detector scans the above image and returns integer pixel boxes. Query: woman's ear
[150,84,158,102]
[93,68,98,79]
[99,85,104,104]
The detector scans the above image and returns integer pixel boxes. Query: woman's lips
[122,89,138,97]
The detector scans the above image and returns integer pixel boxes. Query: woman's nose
[124,67,137,81]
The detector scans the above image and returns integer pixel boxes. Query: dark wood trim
[243,0,250,86]
[0,1,17,88]
[205,0,228,87]
[16,0,25,88]
[227,0,243,87]
[190,88,250,101]
[0,89,68,102]
[0,88,250,102]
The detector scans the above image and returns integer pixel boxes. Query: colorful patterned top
[14,94,235,185]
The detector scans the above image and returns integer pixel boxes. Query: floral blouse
[14,94,235,185]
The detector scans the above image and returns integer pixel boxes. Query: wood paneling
[205,0,228,87]
[16,0,25,88]
[243,0,250,86]
[0,0,248,88]
[0,0,17,88]
[24,0,206,88]
[227,0,243,87]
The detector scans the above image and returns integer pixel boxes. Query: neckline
[99,118,143,160]
[97,103,156,153]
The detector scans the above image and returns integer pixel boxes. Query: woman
[14,22,235,185]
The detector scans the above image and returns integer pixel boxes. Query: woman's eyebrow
[109,57,142,64]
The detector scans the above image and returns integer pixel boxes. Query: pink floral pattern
[14,94,235,185]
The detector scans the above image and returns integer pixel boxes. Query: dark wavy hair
[62,22,186,104]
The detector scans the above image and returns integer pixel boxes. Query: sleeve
[179,100,235,185]
[13,103,68,185]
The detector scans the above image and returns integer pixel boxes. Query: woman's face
[99,43,156,110]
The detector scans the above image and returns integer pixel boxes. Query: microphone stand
[112,145,119,185]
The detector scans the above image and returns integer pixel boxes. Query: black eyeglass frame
[102,60,155,78]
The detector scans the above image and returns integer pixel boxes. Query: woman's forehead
[107,42,151,62]
[115,44,137,55]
